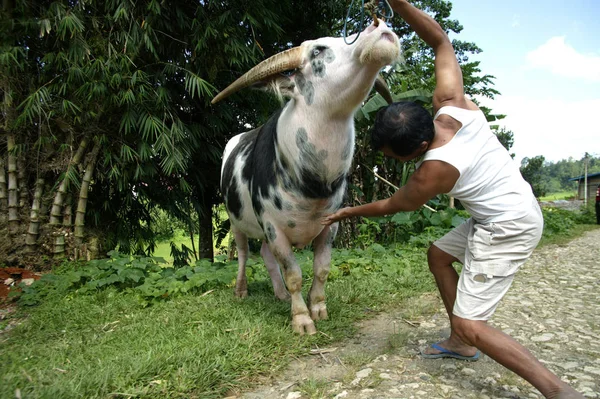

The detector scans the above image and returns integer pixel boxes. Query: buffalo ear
[251,74,296,103]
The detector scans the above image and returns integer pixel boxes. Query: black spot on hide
[310,46,335,78]
[222,146,246,220]
[299,170,347,199]
[240,110,283,219]
[296,128,328,168]
[295,127,343,199]
[341,138,353,161]
[225,177,243,220]
[295,73,314,105]
[265,222,277,242]
[273,194,283,210]
[287,220,296,228]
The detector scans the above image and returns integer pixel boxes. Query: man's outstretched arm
[388,0,466,111]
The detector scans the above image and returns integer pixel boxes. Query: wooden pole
[366,166,437,212]
[584,153,589,206]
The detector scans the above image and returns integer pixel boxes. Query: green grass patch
[539,224,599,247]
[539,191,577,201]
[0,245,434,399]
[152,231,195,264]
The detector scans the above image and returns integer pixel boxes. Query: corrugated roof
[569,172,600,181]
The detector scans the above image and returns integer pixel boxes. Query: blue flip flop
[421,343,480,361]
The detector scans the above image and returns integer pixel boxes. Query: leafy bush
[357,206,468,245]
[541,207,578,237]
[575,203,598,225]
[14,251,243,306]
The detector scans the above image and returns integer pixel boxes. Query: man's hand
[321,207,351,226]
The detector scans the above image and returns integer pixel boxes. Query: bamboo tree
[25,178,44,252]
[17,157,27,208]
[0,157,7,222]
[7,134,18,233]
[74,139,101,247]
[49,138,88,226]
[62,193,73,230]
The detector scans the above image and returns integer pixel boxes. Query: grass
[2,222,598,398]
[152,230,228,265]
[539,191,577,201]
[538,224,599,246]
[0,245,433,399]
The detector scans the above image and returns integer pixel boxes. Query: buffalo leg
[260,241,290,301]
[264,222,315,335]
[308,223,338,321]
[233,227,249,298]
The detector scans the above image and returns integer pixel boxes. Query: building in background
[569,172,600,203]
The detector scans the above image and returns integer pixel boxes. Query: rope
[343,0,394,45]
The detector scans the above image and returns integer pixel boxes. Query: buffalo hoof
[292,313,317,335]
[275,290,291,302]
[309,302,328,321]
[234,289,248,298]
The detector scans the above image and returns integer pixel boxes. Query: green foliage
[355,205,468,246]
[520,154,600,195]
[14,251,241,307]
[520,156,547,198]
[1,239,434,399]
[541,207,579,237]
[2,0,351,260]
[491,125,515,158]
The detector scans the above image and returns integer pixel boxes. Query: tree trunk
[25,178,45,252]
[63,193,73,230]
[49,138,88,226]
[189,227,198,261]
[74,139,100,247]
[0,156,7,224]
[53,234,66,258]
[17,157,27,208]
[7,134,19,234]
[198,205,214,261]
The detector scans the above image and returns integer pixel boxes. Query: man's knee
[451,315,486,347]
[427,245,454,272]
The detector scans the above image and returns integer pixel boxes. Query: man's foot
[421,339,480,361]
[551,384,585,399]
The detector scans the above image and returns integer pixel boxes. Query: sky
[438,0,600,165]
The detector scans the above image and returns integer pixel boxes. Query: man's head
[371,101,434,161]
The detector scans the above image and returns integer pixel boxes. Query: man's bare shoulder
[413,159,460,194]
[436,96,480,113]
[464,97,480,111]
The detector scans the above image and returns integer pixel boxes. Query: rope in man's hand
[343,0,394,44]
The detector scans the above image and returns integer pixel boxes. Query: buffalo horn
[212,47,303,104]
[374,75,394,105]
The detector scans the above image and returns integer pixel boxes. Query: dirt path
[237,228,600,399]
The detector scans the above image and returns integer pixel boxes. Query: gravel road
[237,228,600,399]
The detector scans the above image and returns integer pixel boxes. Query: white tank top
[417,106,535,223]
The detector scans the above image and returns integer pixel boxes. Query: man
[322,1,583,398]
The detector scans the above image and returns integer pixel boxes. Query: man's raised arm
[388,0,466,111]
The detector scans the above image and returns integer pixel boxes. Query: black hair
[370,101,435,157]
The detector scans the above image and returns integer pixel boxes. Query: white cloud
[480,95,600,164]
[525,36,600,82]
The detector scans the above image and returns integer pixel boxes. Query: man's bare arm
[321,161,459,225]
[388,0,466,112]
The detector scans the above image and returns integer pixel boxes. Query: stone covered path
[237,228,600,399]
